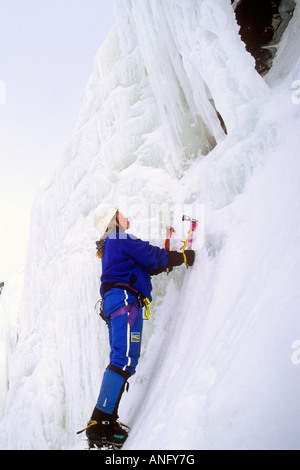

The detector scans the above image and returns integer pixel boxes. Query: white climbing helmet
[94,204,118,237]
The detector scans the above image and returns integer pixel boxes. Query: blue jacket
[100,232,169,301]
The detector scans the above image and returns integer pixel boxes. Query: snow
[1,0,300,450]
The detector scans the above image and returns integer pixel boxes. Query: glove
[167,250,195,268]
[185,250,195,267]
[151,267,167,276]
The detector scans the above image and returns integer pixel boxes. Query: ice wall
[1,0,298,450]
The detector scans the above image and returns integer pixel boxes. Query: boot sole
[87,438,123,450]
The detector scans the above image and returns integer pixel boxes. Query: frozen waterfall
[1,0,300,450]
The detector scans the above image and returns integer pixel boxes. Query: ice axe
[165,226,175,274]
[164,226,175,251]
[182,215,198,250]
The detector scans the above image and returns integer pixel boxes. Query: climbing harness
[95,298,108,324]
[96,284,152,323]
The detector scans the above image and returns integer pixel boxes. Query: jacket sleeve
[168,250,195,267]
[123,235,169,271]
[151,250,195,275]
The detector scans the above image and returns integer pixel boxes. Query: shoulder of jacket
[106,232,139,242]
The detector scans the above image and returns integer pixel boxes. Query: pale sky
[0,0,116,284]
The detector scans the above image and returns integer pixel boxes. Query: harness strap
[102,282,152,321]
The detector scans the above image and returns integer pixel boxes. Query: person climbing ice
[78,204,195,449]
[0,282,4,295]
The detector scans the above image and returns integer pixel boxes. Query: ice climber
[81,204,195,449]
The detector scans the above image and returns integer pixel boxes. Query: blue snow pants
[95,288,143,415]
